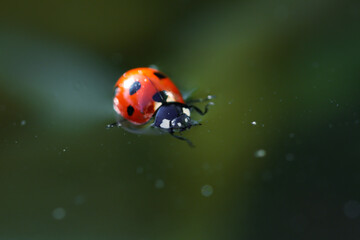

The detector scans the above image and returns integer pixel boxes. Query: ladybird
[108,67,214,146]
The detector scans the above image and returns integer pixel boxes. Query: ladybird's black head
[152,103,195,132]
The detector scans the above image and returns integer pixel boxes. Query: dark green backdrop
[1,0,360,239]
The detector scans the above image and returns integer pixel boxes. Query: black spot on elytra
[129,81,141,95]
[152,91,168,102]
[127,105,134,116]
[153,71,167,79]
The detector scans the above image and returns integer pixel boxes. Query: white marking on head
[184,118,188,123]
[160,119,170,129]
[182,107,190,117]
[177,122,182,127]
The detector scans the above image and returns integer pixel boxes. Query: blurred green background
[1,0,360,239]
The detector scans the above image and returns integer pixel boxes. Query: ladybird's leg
[170,132,195,148]
[186,95,216,104]
[189,102,214,116]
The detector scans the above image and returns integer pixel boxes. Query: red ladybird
[108,67,214,146]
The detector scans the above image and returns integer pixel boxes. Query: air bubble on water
[344,200,360,219]
[52,207,66,220]
[201,185,213,197]
[155,179,164,189]
[20,120,26,126]
[262,170,273,181]
[202,163,210,171]
[254,149,266,158]
[62,148,67,152]
[251,121,257,125]
[136,166,144,174]
[312,62,319,68]
[74,195,85,205]
[286,153,295,161]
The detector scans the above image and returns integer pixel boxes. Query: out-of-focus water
[1,0,360,239]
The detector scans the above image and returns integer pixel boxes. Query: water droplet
[254,149,266,158]
[312,62,319,68]
[136,166,144,174]
[155,179,164,189]
[262,170,272,181]
[286,153,295,161]
[344,200,360,219]
[20,120,26,126]
[52,207,66,220]
[202,163,210,171]
[74,195,85,205]
[201,185,213,197]
[251,121,257,125]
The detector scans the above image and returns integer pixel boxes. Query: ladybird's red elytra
[113,67,184,125]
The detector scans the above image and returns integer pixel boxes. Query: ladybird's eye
[129,81,141,95]
[153,71,167,79]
